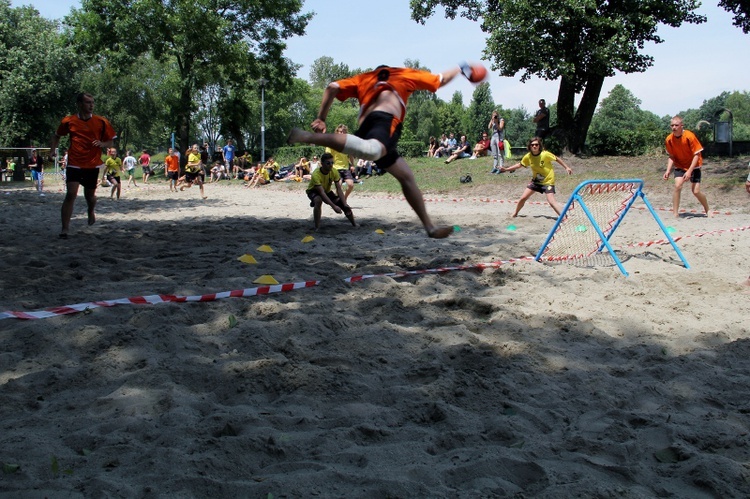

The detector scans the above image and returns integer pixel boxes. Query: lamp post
[259,78,268,163]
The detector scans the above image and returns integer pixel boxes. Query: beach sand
[1,174,749,497]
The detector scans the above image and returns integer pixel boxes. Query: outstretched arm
[556,157,573,174]
[500,162,523,173]
[439,67,461,87]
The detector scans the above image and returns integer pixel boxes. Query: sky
[12,0,750,117]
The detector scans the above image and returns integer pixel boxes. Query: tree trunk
[554,73,607,155]
[555,75,577,151]
[570,73,606,154]
[177,82,191,167]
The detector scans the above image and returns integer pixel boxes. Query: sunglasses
[530,143,540,147]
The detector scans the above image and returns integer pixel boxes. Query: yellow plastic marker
[253,275,279,285]
[257,245,274,253]
[238,254,257,264]
[301,235,315,243]
[375,229,385,234]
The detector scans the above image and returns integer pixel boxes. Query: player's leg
[512,188,536,217]
[387,157,453,238]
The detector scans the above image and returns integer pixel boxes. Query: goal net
[535,179,689,276]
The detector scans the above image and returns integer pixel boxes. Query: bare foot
[287,127,307,145]
[88,210,96,226]
[427,226,454,239]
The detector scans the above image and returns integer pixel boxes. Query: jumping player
[288,63,481,238]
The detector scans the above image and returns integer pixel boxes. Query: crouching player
[306,152,356,231]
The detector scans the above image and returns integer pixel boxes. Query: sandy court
[1,177,749,497]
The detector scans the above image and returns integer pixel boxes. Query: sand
[1,173,749,498]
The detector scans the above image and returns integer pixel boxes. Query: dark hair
[76,92,93,104]
[321,152,334,164]
[527,136,544,151]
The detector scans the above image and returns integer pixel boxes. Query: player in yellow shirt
[306,152,355,230]
[500,137,572,217]
[102,148,123,200]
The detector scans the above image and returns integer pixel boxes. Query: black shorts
[106,174,120,184]
[185,172,200,183]
[355,110,402,169]
[66,167,100,189]
[527,182,556,194]
[674,168,702,183]
[337,168,354,181]
[167,171,179,180]
[306,189,351,214]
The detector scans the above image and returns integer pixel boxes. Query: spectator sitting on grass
[444,135,471,164]
[470,132,491,159]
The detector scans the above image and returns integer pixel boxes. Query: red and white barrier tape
[0,281,318,320]
[0,258,536,321]
[2,224,748,321]
[624,225,750,248]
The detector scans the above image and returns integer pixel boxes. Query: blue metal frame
[535,179,690,277]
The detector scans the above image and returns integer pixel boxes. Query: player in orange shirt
[164,147,180,192]
[49,92,117,238]
[663,115,709,218]
[288,63,481,238]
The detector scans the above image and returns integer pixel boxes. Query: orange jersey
[665,129,703,170]
[56,114,116,169]
[165,155,180,172]
[335,67,442,134]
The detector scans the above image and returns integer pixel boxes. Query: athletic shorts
[167,171,179,180]
[337,168,354,181]
[527,182,556,194]
[31,170,43,181]
[66,167,100,189]
[354,110,402,169]
[306,189,351,214]
[106,174,120,184]
[674,168,701,183]
[125,168,135,176]
[142,166,152,175]
[185,172,199,183]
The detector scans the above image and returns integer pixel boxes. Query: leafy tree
[79,54,170,153]
[587,84,662,155]
[0,2,82,146]
[67,0,311,160]
[502,106,535,147]
[401,58,442,144]
[464,82,494,142]
[438,91,466,137]
[719,0,750,33]
[411,0,705,154]
[309,56,353,89]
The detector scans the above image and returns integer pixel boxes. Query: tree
[587,84,663,155]
[79,54,171,152]
[67,0,311,161]
[719,0,750,33]
[0,1,82,146]
[309,56,353,89]
[411,0,705,154]
[438,91,466,136]
[401,59,442,143]
[464,82,495,141]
